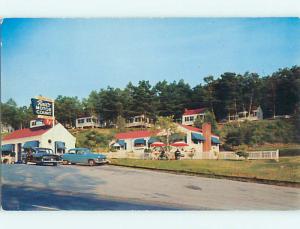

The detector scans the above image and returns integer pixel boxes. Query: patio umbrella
[150,142,166,147]
[170,141,189,147]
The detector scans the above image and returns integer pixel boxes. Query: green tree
[194,111,219,134]
[153,116,178,148]
[76,130,113,150]
[202,75,218,113]
[116,115,126,132]
[128,80,157,118]
[1,99,19,129]
[55,96,84,127]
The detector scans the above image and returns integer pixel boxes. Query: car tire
[62,160,69,165]
[88,159,95,166]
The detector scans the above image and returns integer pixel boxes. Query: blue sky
[2,18,300,106]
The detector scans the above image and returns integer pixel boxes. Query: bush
[222,119,298,147]
[110,147,117,152]
[279,148,300,157]
[76,130,114,149]
[235,151,249,159]
[144,148,151,153]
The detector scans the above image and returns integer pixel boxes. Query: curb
[110,163,300,188]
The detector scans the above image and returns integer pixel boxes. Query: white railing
[218,152,239,160]
[218,150,279,161]
[247,150,279,161]
[107,150,279,161]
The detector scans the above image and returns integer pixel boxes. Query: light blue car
[62,148,108,166]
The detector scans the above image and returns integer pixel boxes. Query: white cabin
[76,116,100,128]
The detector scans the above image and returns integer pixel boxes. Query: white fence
[106,150,145,159]
[107,150,279,161]
[218,150,279,161]
[247,150,279,161]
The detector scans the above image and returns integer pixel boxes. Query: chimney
[202,123,211,152]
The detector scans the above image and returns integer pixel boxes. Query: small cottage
[227,106,263,122]
[181,108,208,126]
[75,115,100,128]
[125,114,152,128]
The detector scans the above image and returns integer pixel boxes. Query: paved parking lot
[1,164,300,210]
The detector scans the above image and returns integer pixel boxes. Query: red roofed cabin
[1,123,76,163]
[182,108,207,126]
[113,130,158,153]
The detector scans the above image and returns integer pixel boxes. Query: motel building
[1,120,76,163]
[111,123,220,159]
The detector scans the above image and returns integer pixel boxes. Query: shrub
[76,130,114,149]
[222,119,298,147]
[110,147,117,152]
[279,148,300,157]
[144,148,151,153]
[235,151,249,159]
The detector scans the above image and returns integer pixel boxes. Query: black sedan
[23,147,61,166]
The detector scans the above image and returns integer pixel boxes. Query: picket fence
[107,150,279,161]
[218,150,279,161]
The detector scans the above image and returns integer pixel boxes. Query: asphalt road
[1,164,300,210]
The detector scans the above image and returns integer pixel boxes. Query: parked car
[24,147,61,166]
[62,148,108,166]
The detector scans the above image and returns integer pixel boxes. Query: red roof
[115,130,157,139]
[3,127,50,141]
[183,108,207,116]
[180,124,219,138]
[180,124,202,133]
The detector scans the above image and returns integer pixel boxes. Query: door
[75,151,85,163]
[17,143,22,162]
[64,149,76,163]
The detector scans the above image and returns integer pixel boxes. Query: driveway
[1,164,299,210]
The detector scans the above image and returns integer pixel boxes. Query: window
[68,150,76,154]
[86,118,92,123]
[78,119,85,124]
[190,116,194,121]
[185,117,189,121]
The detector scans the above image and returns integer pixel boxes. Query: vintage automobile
[24,147,61,166]
[61,148,108,166]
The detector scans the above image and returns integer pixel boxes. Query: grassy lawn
[110,157,300,183]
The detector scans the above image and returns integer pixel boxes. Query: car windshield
[68,148,91,154]
[34,148,53,154]
[77,148,91,154]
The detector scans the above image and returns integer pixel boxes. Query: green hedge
[221,119,299,147]
[279,148,300,157]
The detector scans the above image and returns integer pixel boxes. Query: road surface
[1,164,299,210]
